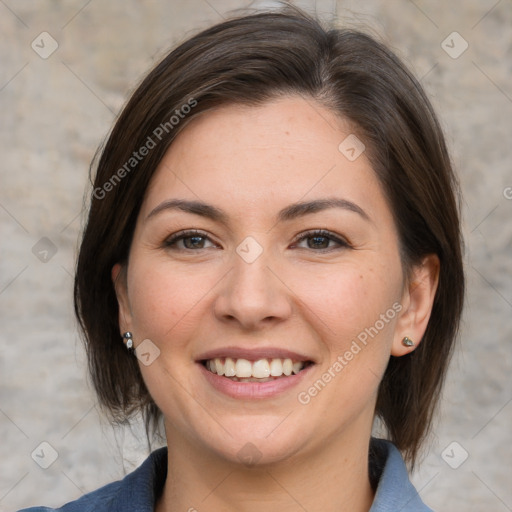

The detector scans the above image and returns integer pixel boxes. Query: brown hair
[74,7,464,467]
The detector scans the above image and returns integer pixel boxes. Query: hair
[74,6,464,468]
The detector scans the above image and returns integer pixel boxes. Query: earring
[123,332,134,351]
[402,336,415,347]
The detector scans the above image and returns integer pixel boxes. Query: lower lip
[198,363,314,399]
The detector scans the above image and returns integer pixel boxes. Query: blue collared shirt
[18,439,433,511]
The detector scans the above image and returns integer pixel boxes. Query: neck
[156,425,374,512]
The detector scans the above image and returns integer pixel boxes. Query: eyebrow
[146,197,371,224]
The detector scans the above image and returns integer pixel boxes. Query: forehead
[140,96,387,225]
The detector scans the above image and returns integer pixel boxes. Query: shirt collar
[369,438,433,511]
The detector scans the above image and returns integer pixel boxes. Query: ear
[112,263,133,335]
[391,254,440,356]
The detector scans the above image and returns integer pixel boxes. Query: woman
[20,6,464,512]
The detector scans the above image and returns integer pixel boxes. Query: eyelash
[163,229,350,252]
[293,229,350,251]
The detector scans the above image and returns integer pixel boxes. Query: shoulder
[17,447,168,512]
[16,477,123,512]
[369,438,434,512]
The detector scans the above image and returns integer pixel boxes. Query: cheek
[290,258,402,350]
[126,255,215,346]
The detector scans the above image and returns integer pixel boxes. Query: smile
[203,357,310,382]
[196,347,315,399]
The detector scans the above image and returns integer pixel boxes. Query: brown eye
[164,230,216,250]
[292,230,350,251]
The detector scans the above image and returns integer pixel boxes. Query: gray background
[1,0,511,510]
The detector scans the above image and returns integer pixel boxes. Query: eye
[164,230,217,250]
[163,229,350,252]
[291,229,350,251]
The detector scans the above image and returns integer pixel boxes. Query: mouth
[195,347,315,398]
[201,357,314,383]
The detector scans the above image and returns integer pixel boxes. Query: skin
[113,96,439,512]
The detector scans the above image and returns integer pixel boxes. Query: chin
[197,415,310,468]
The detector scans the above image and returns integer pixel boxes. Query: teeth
[270,358,283,376]
[224,357,236,377]
[235,358,252,378]
[292,361,303,374]
[283,359,292,376]
[214,358,224,376]
[252,359,270,378]
[205,357,306,379]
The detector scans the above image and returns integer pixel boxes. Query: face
[114,96,425,465]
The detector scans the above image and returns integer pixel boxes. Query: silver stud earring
[123,332,134,352]
[402,336,415,347]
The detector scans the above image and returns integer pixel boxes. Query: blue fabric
[19,439,432,511]
[368,440,433,512]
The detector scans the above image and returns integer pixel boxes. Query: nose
[213,246,293,331]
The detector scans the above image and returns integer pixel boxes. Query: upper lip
[196,346,314,363]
